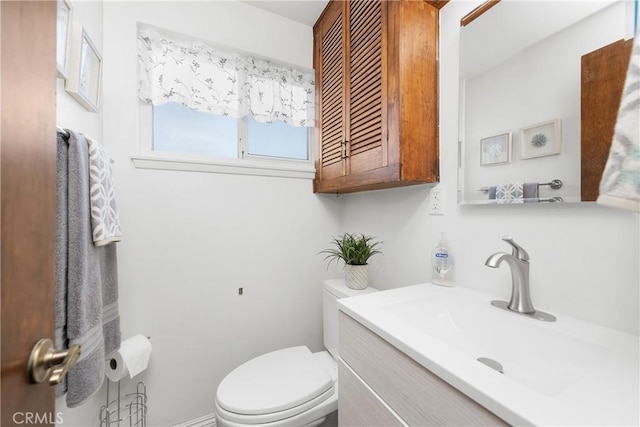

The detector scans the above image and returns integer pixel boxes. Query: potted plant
[320,233,382,289]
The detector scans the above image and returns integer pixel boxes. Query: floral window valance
[137,26,315,127]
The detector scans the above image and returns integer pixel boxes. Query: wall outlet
[429,186,444,215]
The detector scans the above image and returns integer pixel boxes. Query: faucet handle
[501,235,529,261]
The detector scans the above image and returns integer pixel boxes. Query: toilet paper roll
[106,335,152,382]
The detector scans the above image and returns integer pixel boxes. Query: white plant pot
[345,264,368,290]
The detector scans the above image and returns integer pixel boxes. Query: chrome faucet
[485,236,556,322]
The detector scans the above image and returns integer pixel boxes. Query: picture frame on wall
[480,132,511,166]
[520,119,562,159]
[56,0,73,78]
[65,25,102,113]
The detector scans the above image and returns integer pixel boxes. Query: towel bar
[56,126,69,137]
[544,179,563,189]
[478,179,563,193]
[539,196,564,203]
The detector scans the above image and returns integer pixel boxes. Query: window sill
[130,153,316,180]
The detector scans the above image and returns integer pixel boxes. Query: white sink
[338,283,639,426]
[380,290,613,396]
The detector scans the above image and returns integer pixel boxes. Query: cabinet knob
[342,140,350,159]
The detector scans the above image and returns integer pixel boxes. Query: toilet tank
[322,279,377,360]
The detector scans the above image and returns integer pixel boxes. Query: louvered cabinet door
[313,0,440,193]
[314,0,346,183]
[346,0,387,175]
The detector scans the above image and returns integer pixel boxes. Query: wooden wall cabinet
[339,312,507,426]
[313,0,441,194]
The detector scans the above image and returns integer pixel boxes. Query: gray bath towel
[55,130,121,407]
[55,131,70,398]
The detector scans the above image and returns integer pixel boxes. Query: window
[153,102,238,158]
[246,116,308,160]
[152,102,309,161]
[134,25,315,179]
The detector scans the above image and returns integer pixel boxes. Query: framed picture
[56,0,73,78]
[65,26,102,112]
[480,132,511,166]
[520,119,562,159]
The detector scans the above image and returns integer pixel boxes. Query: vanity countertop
[338,283,639,426]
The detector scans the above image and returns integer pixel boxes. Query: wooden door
[581,38,634,201]
[346,0,387,175]
[1,1,58,424]
[314,0,347,183]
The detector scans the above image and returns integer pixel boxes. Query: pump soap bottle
[431,233,454,286]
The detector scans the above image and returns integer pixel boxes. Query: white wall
[342,1,639,338]
[56,0,103,139]
[58,1,344,425]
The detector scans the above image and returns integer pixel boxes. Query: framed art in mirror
[56,0,72,78]
[65,25,102,112]
[480,132,511,166]
[520,119,561,160]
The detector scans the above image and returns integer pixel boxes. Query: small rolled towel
[523,182,539,203]
[496,182,524,204]
[488,186,497,199]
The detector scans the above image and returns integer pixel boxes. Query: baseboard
[172,413,216,427]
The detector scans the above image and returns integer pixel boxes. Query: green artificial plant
[320,233,383,267]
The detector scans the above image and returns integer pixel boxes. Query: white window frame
[131,103,316,179]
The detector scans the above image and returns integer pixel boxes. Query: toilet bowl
[214,280,377,427]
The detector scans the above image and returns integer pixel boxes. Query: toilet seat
[215,346,335,425]
[215,386,335,425]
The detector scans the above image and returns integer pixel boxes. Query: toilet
[214,279,377,427]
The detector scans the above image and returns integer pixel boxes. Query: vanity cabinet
[338,312,507,426]
[312,0,441,194]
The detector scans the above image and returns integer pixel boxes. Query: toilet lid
[216,346,334,416]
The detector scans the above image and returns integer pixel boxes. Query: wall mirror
[458,0,637,205]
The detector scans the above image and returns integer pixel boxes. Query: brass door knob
[27,338,81,385]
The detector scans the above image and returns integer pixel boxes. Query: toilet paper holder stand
[99,380,147,427]
[100,336,150,427]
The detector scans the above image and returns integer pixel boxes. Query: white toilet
[214,279,377,427]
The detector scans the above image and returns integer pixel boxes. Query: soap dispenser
[431,233,454,286]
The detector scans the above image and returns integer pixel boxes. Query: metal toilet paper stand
[99,336,150,426]
[99,380,147,427]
